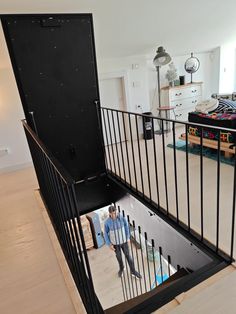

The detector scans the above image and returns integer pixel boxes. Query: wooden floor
[106,128,236,259]
[1,165,236,313]
[155,264,236,314]
[0,167,80,314]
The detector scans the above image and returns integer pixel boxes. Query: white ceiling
[1,0,236,61]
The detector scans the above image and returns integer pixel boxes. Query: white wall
[97,56,150,113]
[211,47,221,94]
[0,26,32,173]
[219,43,236,93]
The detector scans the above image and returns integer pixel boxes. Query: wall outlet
[132,63,139,70]
[0,148,9,157]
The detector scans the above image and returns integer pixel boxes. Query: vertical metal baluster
[161,120,169,214]
[95,102,108,172]
[177,264,181,271]
[116,111,127,183]
[117,206,133,299]
[57,177,85,287]
[44,158,82,293]
[61,183,96,310]
[122,112,132,186]
[43,157,81,290]
[200,126,204,241]
[135,115,145,197]
[144,123,152,201]
[132,220,143,295]
[70,185,101,313]
[50,164,95,311]
[116,214,128,301]
[167,255,171,278]
[173,121,179,223]
[159,246,164,283]
[101,108,112,171]
[127,215,138,296]
[216,130,221,251]
[107,109,117,175]
[58,181,93,306]
[151,239,157,288]
[111,212,127,301]
[138,226,147,292]
[111,110,121,178]
[230,141,236,260]
[185,124,191,231]
[49,170,76,270]
[122,210,135,298]
[144,232,152,290]
[151,117,160,207]
[128,114,138,191]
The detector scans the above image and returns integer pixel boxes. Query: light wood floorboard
[0,167,78,314]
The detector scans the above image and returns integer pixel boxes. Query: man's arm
[104,221,111,246]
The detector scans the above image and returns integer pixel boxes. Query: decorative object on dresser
[165,62,178,87]
[184,53,200,83]
[179,75,185,85]
[161,82,203,121]
[153,46,172,108]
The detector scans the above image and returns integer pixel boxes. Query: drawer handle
[192,100,198,104]
[175,92,182,96]
[176,113,182,117]
[176,104,182,107]
[191,89,197,93]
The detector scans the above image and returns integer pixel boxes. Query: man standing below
[104,205,142,279]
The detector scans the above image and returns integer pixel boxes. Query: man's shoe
[131,271,142,279]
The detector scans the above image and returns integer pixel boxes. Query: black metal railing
[22,105,235,313]
[22,119,186,313]
[100,107,236,262]
[22,120,103,314]
[111,205,180,303]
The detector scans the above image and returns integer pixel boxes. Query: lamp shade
[153,46,171,67]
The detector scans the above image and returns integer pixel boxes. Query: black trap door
[2,14,105,181]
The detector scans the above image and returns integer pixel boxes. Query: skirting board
[0,161,33,174]
[34,190,86,314]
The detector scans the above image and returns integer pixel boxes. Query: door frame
[98,70,131,112]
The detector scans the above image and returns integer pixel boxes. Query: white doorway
[99,77,126,111]
[99,77,127,145]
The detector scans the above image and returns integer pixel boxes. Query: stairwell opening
[79,192,225,312]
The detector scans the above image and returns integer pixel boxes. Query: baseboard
[0,161,33,174]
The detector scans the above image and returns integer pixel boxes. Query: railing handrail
[22,119,75,185]
[101,106,236,135]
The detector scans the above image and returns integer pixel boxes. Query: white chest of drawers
[161,82,203,121]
